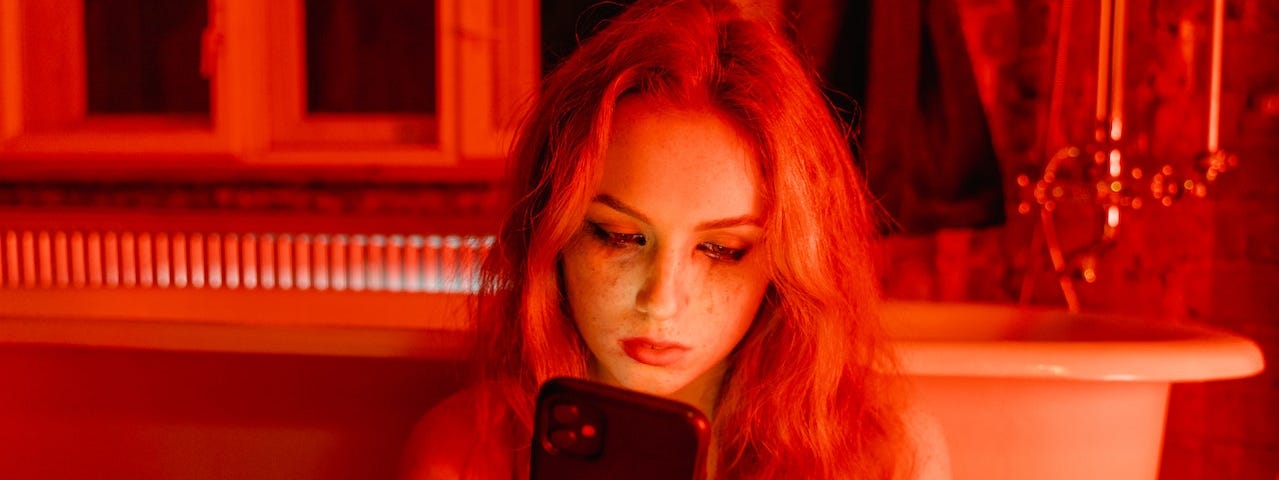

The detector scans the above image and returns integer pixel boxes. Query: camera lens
[549,427,578,451]
[552,402,580,424]
[539,394,605,457]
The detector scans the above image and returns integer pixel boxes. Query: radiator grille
[0,230,493,293]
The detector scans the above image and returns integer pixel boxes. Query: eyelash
[586,222,747,262]
[699,242,747,262]
[589,222,646,248]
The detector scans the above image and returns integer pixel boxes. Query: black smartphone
[530,377,711,480]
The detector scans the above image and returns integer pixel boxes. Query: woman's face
[561,96,771,405]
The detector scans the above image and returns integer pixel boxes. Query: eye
[588,222,646,248]
[698,242,747,262]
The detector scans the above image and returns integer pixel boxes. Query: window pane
[305,0,437,114]
[83,0,210,115]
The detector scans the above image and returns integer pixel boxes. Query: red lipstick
[621,338,689,367]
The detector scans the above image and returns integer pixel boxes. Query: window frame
[0,0,538,176]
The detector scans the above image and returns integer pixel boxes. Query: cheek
[696,264,770,332]
[561,240,632,322]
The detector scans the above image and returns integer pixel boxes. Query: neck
[669,361,727,419]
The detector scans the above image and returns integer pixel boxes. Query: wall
[874,0,1278,478]
[0,344,465,480]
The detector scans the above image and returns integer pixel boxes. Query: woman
[404,0,949,478]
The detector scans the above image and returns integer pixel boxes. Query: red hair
[468,0,910,477]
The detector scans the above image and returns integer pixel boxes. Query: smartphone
[530,377,710,480]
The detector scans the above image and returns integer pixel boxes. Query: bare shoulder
[903,408,952,480]
[400,386,509,480]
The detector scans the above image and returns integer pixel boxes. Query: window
[1,0,230,156]
[0,0,536,174]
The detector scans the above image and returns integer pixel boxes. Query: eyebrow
[592,194,762,231]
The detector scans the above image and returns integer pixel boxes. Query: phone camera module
[542,399,605,458]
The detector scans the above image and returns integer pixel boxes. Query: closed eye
[698,242,747,262]
[588,222,646,248]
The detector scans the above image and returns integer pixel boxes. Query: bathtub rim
[883,300,1266,382]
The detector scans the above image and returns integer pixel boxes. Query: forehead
[595,96,763,223]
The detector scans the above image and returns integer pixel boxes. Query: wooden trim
[0,290,471,358]
[0,0,22,140]
[456,0,539,159]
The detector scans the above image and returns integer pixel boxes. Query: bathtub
[882,301,1266,480]
[0,285,1265,479]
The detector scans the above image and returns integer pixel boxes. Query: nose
[634,247,687,320]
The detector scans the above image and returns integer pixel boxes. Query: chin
[612,368,691,398]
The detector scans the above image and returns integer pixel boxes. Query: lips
[621,338,689,367]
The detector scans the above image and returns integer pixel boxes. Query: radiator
[1,229,494,294]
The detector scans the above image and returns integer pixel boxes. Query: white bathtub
[883,301,1266,480]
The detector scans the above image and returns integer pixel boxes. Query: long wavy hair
[467,0,910,477]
